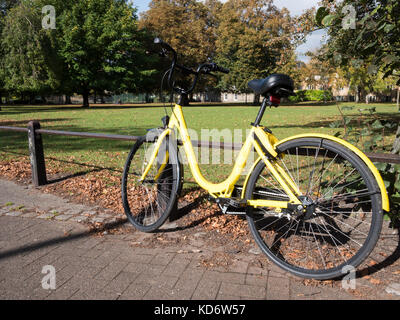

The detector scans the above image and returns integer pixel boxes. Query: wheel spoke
[247,139,381,278]
[122,139,178,232]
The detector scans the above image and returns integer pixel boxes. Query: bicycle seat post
[252,97,268,127]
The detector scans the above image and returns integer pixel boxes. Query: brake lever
[159,48,168,58]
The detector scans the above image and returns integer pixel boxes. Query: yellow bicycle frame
[140,104,389,212]
[141,104,302,209]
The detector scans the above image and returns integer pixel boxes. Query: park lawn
[0,102,399,185]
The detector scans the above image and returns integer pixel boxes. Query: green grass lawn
[1,102,399,184]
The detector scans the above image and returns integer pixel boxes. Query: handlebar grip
[203,63,230,74]
[216,65,230,74]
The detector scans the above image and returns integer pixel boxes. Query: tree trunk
[65,95,72,104]
[355,87,360,103]
[397,86,400,112]
[253,94,260,106]
[82,90,90,108]
[29,93,35,105]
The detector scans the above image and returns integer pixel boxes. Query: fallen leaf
[369,278,382,285]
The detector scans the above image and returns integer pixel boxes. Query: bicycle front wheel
[122,135,181,232]
[245,137,383,279]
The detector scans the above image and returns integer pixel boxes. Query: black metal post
[252,97,268,127]
[28,121,47,186]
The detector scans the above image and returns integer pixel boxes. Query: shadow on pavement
[0,218,128,261]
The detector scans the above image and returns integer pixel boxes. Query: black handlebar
[200,62,230,75]
[154,37,229,95]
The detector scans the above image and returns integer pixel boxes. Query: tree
[316,0,400,153]
[1,0,158,107]
[214,0,308,104]
[55,0,156,107]
[1,0,60,102]
[0,0,21,105]
[140,0,219,104]
[316,1,400,97]
[141,0,217,69]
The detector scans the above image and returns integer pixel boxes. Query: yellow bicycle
[122,38,389,279]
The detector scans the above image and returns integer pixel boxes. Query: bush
[289,89,333,102]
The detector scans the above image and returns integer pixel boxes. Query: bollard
[28,121,47,186]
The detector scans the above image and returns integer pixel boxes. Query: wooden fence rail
[1,120,400,186]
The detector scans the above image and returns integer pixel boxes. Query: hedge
[289,90,334,103]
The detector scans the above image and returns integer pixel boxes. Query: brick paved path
[0,179,399,300]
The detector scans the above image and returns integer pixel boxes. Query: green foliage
[53,0,157,99]
[289,90,333,102]
[0,0,159,105]
[0,0,22,99]
[317,0,400,85]
[1,1,60,96]
[331,105,400,223]
[214,0,299,97]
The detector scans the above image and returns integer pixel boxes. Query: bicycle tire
[122,135,181,232]
[245,137,383,280]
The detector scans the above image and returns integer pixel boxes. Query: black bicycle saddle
[248,74,295,97]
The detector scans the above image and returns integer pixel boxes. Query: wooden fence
[1,120,400,187]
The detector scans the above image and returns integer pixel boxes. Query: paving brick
[219,282,266,299]
[5,211,23,217]
[69,216,88,223]
[245,274,268,287]
[215,292,242,300]
[134,273,178,289]
[103,271,138,294]
[0,208,11,216]
[247,266,269,276]
[143,285,194,300]
[117,253,154,264]
[21,212,39,218]
[69,289,120,300]
[202,270,246,285]
[191,279,220,300]
[81,248,104,259]
[174,268,204,291]
[74,266,104,279]
[123,262,149,274]
[37,213,56,220]
[55,214,74,221]
[118,283,151,300]
[46,286,79,300]
[77,237,104,250]
[55,254,95,268]
[93,250,122,265]
[266,276,290,300]
[95,260,129,281]
[64,208,84,216]
[162,256,191,277]
[227,260,249,274]
[60,276,109,293]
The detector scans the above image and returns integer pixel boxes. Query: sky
[131,0,326,62]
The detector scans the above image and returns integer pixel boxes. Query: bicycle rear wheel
[245,137,383,279]
[122,134,181,232]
